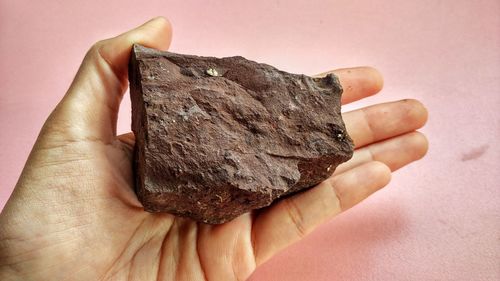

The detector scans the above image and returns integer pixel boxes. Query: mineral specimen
[129,44,353,224]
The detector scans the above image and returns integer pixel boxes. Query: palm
[0,18,428,281]
[69,137,259,280]
[64,136,280,280]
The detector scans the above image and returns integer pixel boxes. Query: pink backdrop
[1,0,499,280]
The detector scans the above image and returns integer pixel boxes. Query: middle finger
[343,99,428,148]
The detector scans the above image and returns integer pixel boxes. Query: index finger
[315,67,384,105]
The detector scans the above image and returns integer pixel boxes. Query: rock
[129,44,354,224]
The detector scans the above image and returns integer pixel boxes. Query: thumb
[43,17,172,143]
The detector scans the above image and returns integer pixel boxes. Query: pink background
[1,0,499,280]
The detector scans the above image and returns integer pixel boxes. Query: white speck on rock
[206,68,220,77]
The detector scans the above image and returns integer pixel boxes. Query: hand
[0,17,428,281]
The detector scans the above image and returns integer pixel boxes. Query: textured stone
[129,44,354,224]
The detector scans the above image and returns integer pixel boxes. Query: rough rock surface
[129,44,354,224]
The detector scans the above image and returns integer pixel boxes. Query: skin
[0,17,428,281]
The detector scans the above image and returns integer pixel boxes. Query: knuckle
[85,40,106,62]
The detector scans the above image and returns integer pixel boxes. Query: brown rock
[129,44,353,224]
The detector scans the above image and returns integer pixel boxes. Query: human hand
[0,17,428,281]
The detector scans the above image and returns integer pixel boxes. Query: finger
[47,17,172,142]
[197,214,257,281]
[343,99,428,148]
[315,67,384,105]
[252,161,391,265]
[334,131,428,175]
[97,17,172,85]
